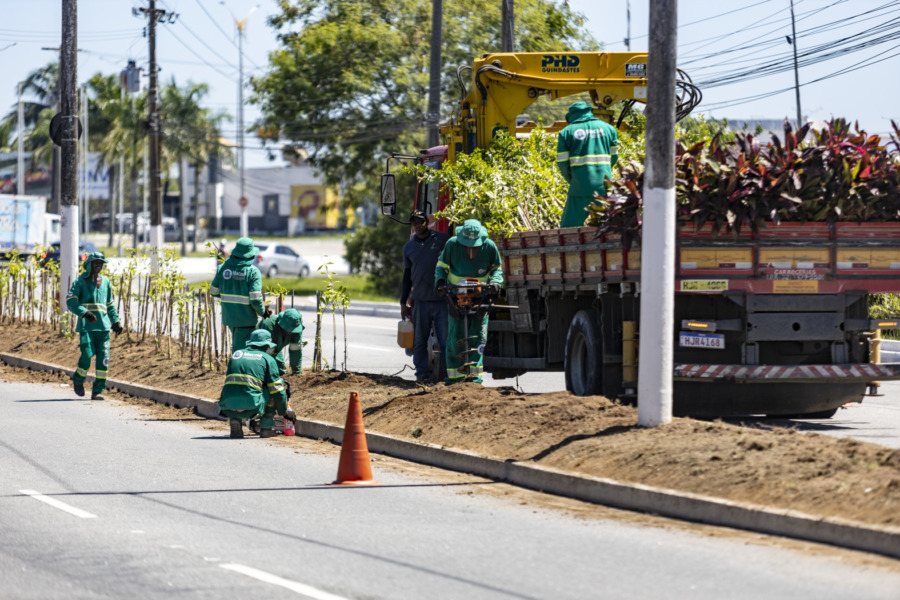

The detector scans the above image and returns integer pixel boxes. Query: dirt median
[1,322,899,531]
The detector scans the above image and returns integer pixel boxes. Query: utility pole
[138,0,163,272]
[624,0,632,50]
[638,0,677,427]
[426,0,443,148]
[58,0,79,316]
[229,5,258,239]
[501,0,514,52]
[789,0,803,129]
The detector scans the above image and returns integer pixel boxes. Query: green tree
[258,0,597,296]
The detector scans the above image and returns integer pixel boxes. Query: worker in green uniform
[210,237,270,353]
[66,252,123,400]
[255,308,304,376]
[434,219,503,384]
[219,329,295,439]
[556,101,618,228]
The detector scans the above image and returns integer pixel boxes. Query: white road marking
[19,489,97,519]
[220,563,349,599]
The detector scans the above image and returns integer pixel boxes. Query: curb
[2,351,898,560]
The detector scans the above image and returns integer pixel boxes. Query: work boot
[229,418,243,439]
[74,382,85,397]
[248,417,260,435]
[91,392,105,400]
[259,428,278,438]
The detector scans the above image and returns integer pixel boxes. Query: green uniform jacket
[256,311,303,375]
[210,255,265,327]
[219,347,287,416]
[66,257,120,333]
[435,238,504,286]
[556,104,618,198]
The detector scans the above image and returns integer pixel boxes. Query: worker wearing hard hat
[434,219,503,385]
[556,101,618,228]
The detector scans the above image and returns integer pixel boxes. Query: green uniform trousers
[72,330,111,394]
[220,393,279,429]
[230,325,256,353]
[445,313,489,384]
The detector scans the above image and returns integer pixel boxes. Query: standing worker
[556,101,618,228]
[219,329,295,439]
[434,219,503,384]
[210,237,270,353]
[256,307,304,376]
[401,210,449,383]
[66,252,124,400]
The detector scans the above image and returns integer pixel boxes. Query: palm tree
[160,79,229,254]
[90,73,148,248]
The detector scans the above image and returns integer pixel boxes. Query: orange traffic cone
[331,391,380,485]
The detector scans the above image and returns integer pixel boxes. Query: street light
[223,2,259,238]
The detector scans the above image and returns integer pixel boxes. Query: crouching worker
[66,252,123,400]
[219,329,296,439]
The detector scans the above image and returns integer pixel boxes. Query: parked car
[254,243,311,278]
[39,240,100,266]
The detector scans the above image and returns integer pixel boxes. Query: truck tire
[565,310,603,396]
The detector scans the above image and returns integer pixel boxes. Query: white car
[254,242,311,278]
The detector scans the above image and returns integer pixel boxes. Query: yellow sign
[773,280,819,294]
[289,185,354,229]
[680,280,728,292]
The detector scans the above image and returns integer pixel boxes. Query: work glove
[400,304,412,320]
[263,307,274,318]
[83,312,97,323]
[284,380,292,399]
[284,409,296,423]
[487,283,501,296]
[435,280,448,297]
[111,322,124,336]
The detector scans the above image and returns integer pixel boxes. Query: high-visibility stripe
[95,370,107,380]
[82,304,107,313]
[446,369,464,380]
[225,374,263,389]
[249,291,263,299]
[557,151,570,162]
[268,381,285,393]
[448,273,489,284]
[570,154,611,166]
[221,294,250,304]
[436,260,450,271]
[289,344,303,351]
[75,367,87,377]
[210,286,220,295]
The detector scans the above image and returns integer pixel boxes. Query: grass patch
[190,272,395,303]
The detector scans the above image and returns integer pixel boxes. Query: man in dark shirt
[401,210,449,383]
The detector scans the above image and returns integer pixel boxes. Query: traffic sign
[238,196,248,208]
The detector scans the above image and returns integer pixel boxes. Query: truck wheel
[565,310,603,396]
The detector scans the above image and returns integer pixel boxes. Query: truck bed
[498,221,900,295]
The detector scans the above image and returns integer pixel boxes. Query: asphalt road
[3,380,898,599]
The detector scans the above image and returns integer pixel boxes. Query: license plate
[679,332,725,349]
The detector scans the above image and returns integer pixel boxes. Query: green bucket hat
[86,251,108,264]
[245,329,276,349]
[278,308,303,334]
[456,219,487,248]
[230,237,259,259]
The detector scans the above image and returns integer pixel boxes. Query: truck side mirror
[381,173,397,216]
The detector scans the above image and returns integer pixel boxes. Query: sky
[0,0,897,170]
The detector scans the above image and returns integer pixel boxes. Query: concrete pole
[426,0,442,148]
[789,0,803,129]
[59,0,79,316]
[17,82,24,195]
[237,21,248,238]
[81,85,90,234]
[637,0,677,427]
